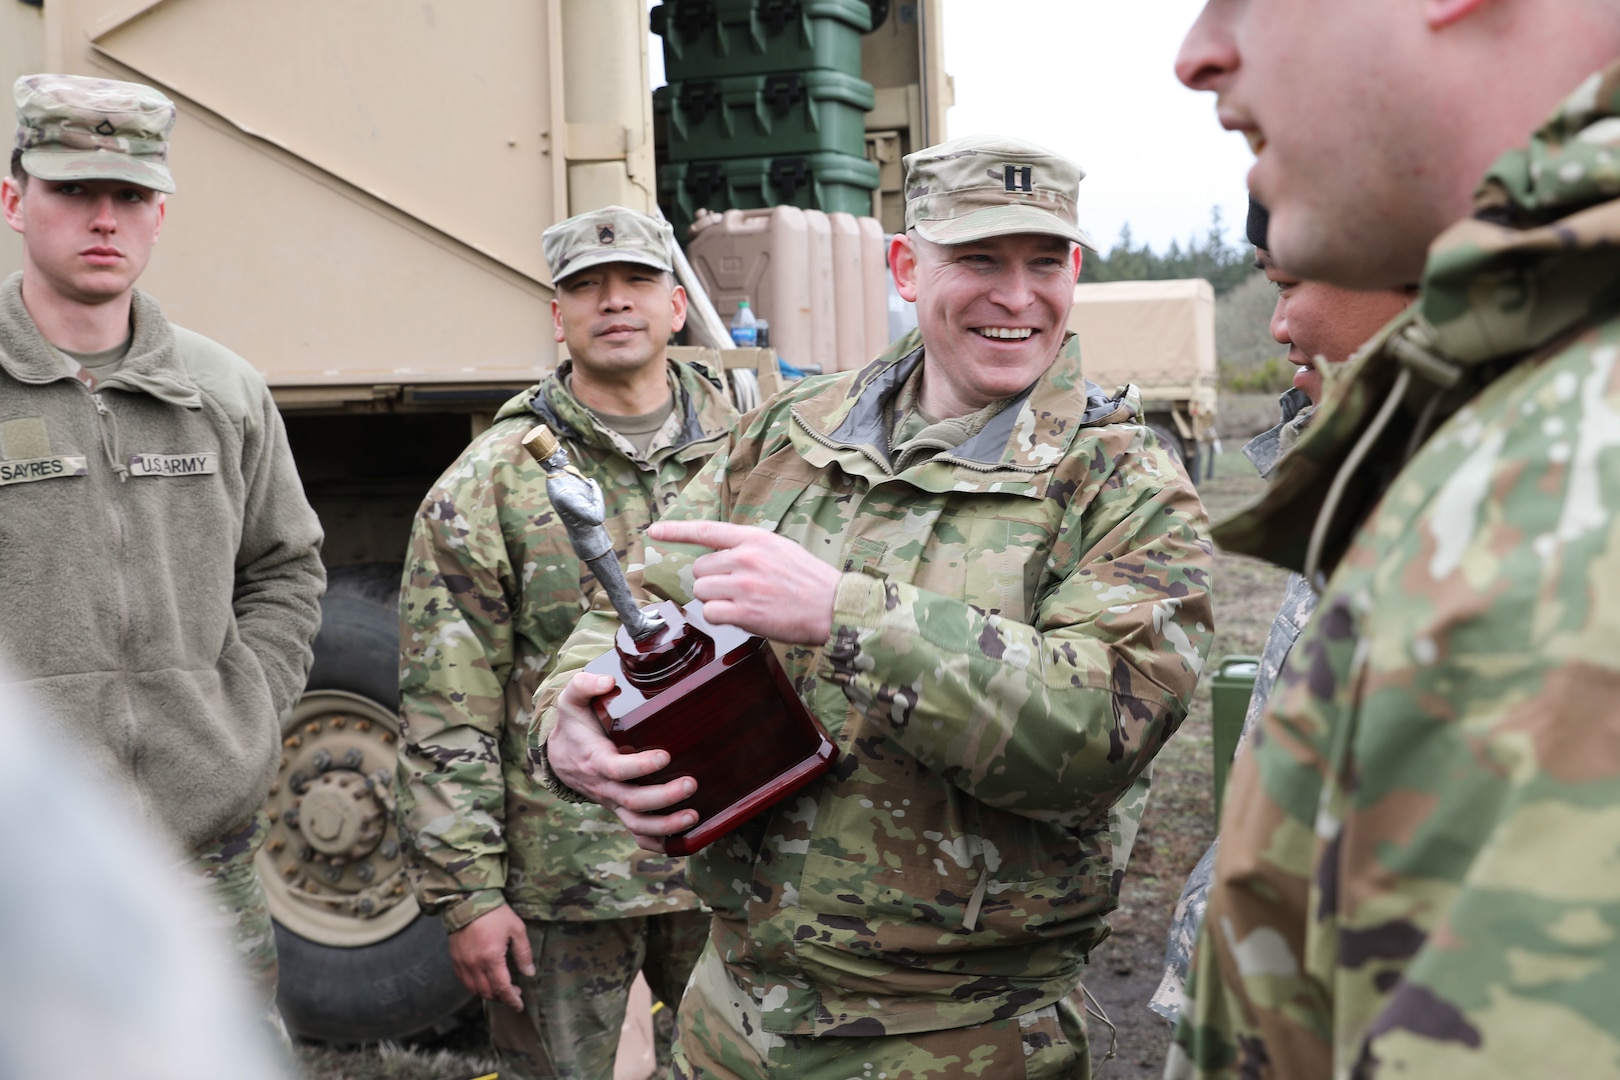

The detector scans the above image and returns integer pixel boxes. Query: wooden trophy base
[584,599,838,856]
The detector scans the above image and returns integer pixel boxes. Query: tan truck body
[1068,278,1220,466]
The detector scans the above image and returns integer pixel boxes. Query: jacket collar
[497,356,734,463]
[0,273,201,408]
[788,328,1134,492]
[1214,58,1620,574]
[1240,387,1314,481]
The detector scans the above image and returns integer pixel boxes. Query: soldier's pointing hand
[648,521,840,645]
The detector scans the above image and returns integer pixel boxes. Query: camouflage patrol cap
[903,135,1095,251]
[542,206,675,284]
[13,74,176,194]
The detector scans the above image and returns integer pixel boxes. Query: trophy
[523,425,838,856]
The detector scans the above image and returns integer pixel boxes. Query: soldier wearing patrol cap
[0,74,325,1042]
[536,136,1215,1077]
[395,204,734,1079]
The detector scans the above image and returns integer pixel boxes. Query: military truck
[0,0,949,1042]
[1068,278,1219,478]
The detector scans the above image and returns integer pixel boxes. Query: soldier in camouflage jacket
[396,207,735,1079]
[537,137,1215,1078]
[1172,7,1620,1077]
[1151,204,1413,1026]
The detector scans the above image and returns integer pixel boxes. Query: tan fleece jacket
[0,273,325,851]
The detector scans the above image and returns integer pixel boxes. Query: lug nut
[268,839,285,854]
[300,845,314,862]
[283,807,300,828]
[358,898,374,915]
[289,771,311,795]
[332,716,348,729]
[342,748,364,769]
[380,840,399,860]
[305,721,321,735]
[284,735,302,749]
[355,863,375,883]
[281,865,298,879]
[356,720,372,733]
[324,864,343,883]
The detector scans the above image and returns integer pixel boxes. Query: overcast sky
[940,0,1252,254]
[651,1,1251,255]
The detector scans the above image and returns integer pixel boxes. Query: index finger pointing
[646,519,763,552]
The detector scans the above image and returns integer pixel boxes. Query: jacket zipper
[90,391,130,482]
[80,381,138,787]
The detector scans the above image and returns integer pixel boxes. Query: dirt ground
[301,407,1292,1080]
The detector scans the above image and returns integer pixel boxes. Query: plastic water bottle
[729,300,758,347]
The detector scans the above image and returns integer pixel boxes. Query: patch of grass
[298,1039,497,1080]
[1221,355,1296,394]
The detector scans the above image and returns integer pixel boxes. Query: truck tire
[273,913,470,1043]
[258,562,474,1042]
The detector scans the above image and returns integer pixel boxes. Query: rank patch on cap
[599,225,615,245]
[1003,165,1033,193]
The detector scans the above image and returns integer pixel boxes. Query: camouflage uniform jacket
[1170,63,1620,1079]
[540,329,1215,1037]
[397,359,735,931]
[1151,387,1317,1024]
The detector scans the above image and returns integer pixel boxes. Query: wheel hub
[256,689,418,947]
[299,771,386,856]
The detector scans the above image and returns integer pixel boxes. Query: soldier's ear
[1,175,23,236]
[669,283,688,335]
[551,298,566,344]
[890,232,921,303]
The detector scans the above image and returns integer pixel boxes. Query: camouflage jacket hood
[1215,61,1620,575]
[495,355,731,466]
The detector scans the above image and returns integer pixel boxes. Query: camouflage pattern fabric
[487,909,711,1080]
[186,810,289,1047]
[542,205,676,284]
[1151,390,1317,1025]
[538,328,1215,1041]
[1170,62,1620,1078]
[13,73,176,192]
[673,943,1091,1079]
[395,359,735,932]
[903,134,1096,251]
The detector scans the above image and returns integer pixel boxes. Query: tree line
[1078,208,1254,295]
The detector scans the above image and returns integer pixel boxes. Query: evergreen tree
[1079,206,1252,295]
